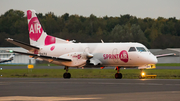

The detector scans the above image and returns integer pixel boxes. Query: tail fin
[9,54,15,60]
[27,10,68,46]
[27,10,47,46]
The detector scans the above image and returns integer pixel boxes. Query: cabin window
[128,47,136,52]
[136,47,146,52]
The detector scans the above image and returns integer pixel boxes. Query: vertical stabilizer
[27,10,70,47]
[9,54,15,60]
[27,9,47,46]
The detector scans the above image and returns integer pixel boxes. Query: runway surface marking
[0,91,179,101]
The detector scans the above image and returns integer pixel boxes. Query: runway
[0,78,180,101]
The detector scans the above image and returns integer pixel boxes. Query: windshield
[136,47,146,52]
[128,47,136,52]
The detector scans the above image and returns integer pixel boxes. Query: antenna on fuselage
[101,39,104,43]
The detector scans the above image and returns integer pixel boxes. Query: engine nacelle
[60,52,87,67]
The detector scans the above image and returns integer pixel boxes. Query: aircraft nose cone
[143,54,158,64]
[152,56,158,64]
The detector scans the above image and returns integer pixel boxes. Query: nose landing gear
[63,66,71,79]
[115,66,122,79]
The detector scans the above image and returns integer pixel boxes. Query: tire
[115,73,122,79]
[63,73,71,79]
[139,75,145,79]
[118,73,122,79]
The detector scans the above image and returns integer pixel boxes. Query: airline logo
[50,46,55,51]
[27,10,43,41]
[119,50,128,63]
[73,54,81,59]
[45,35,56,45]
[27,10,56,46]
[103,50,128,63]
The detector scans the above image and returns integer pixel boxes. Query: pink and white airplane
[6,10,175,79]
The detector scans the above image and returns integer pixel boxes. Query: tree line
[0,9,180,49]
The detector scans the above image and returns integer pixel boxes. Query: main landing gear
[63,66,71,79]
[115,66,122,79]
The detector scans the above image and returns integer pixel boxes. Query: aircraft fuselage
[38,42,157,67]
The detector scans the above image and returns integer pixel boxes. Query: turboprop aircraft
[6,10,175,79]
[0,54,15,63]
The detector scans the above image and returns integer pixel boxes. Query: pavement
[0,78,180,101]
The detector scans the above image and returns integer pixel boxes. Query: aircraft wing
[156,53,176,58]
[6,38,39,52]
[7,50,71,62]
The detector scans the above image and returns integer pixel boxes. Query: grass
[0,69,180,79]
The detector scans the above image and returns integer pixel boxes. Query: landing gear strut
[115,66,122,79]
[63,66,71,79]
[139,69,145,79]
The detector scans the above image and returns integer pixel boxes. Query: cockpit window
[128,47,136,52]
[136,47,146,52]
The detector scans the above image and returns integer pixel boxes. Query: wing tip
[6,38,13,41]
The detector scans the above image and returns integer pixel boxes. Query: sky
[1,0,180,19]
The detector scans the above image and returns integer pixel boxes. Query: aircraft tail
[27,10,69,47]
[9,54,15,60]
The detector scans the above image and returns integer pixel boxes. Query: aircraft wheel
[63,73,71,79]
[139,75,142,79]
[119,73,122,79]
[115,73,119,79]
[138,75,145,79]
[115,73,122,79]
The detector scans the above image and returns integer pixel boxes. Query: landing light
[142,72,145,76]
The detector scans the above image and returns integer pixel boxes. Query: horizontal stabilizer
[7,50,71,62]
[6,38,39,52]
